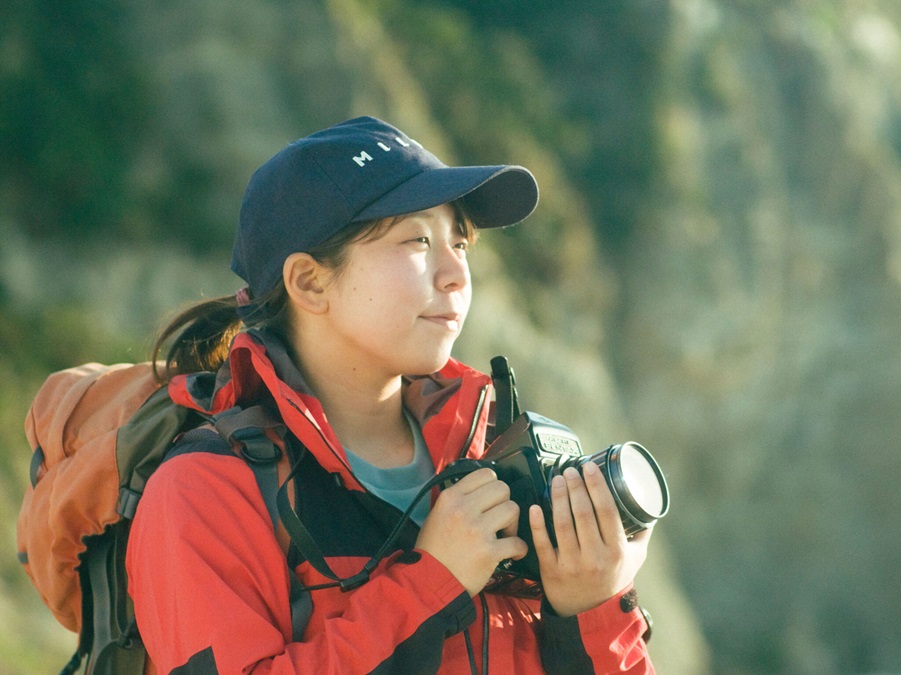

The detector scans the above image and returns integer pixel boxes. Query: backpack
[16,362,297,675]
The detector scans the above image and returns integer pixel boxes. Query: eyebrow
[398,208,439,221]
[390,206,472,239]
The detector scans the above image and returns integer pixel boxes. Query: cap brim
[352,165,539,228]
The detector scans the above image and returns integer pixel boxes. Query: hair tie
[235,287,253,307]
[235,286,263,324]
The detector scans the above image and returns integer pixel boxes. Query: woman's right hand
[416,468,528,596]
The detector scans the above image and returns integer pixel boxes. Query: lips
[421,312,463,331]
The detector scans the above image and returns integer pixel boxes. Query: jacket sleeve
[538,588,654,674]
[127,447,474,675]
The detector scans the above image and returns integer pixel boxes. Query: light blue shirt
[343,410,435,526]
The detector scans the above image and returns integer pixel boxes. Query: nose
[435,245,470,292]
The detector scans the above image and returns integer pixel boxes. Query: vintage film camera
[448,358,670,596]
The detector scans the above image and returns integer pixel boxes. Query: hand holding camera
[416,466,528,597]
[528,460,654,616]
[430,356,669,616]
[421,356,668,619]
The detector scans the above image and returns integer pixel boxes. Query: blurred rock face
[601,4,901,673]
[3,1,901,673]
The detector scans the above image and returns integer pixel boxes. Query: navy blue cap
[233,116,539,297]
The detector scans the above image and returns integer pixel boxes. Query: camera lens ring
[604,442,669,529]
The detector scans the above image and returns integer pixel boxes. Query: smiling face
[314,202,474,379]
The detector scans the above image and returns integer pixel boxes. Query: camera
[445,410,669,596]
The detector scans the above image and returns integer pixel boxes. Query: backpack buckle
[211,406,284,464]
[117,488,142,519]
[237,434,281,464]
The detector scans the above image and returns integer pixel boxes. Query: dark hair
[152,203,477,382]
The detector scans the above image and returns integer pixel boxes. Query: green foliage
[0,0,153,241]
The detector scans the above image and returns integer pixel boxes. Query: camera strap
[276,356,523,593]
[490,355,520,436]
[277,454,479,592]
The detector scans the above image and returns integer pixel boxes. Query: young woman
[127,116,655,674]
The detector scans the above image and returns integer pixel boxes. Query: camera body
[446,411,669,595]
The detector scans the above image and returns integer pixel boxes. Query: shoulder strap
[117,386,196,519]
[79,522,146,675]
[211,406,284,530]
[209,406,312,641]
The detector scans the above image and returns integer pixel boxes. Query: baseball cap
[232,116,539,297]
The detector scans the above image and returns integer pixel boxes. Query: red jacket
[127,330,653,674]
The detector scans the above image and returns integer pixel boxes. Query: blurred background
[2,0,900,673]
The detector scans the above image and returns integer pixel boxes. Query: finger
[498,511,520,539]
[452,467,500,494]
[528,504,557,566]
[562,466,605,550]
[481,499,520,537]
[550,473,578,548]
[485,501,527,561]
[445,470,511,513]
[495,532,529,562]
[581,461,626,544]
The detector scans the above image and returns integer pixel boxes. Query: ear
[283,252,330,314]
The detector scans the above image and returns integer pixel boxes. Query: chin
[404,351,453,376]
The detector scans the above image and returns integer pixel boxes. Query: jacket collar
[169,329,492,485]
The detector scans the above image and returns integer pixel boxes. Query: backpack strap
[209,406,312,641]
[79,522,147,675]
[211,406,285,531]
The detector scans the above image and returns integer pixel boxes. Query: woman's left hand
[529,461,652,617]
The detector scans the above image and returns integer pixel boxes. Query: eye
[453,239,469,251]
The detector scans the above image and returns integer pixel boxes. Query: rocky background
[2,1,900,673]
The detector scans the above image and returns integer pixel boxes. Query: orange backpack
[16,362,295,675]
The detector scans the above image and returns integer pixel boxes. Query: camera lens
[617,443,667,519]
[600,442,669,535]
[558,442,668,536]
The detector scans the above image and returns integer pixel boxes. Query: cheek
[458,286,473,326]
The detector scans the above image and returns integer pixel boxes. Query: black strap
[240,436,281,532]
[212,405,286,445]
[80,523,147,675]
[275,456,362,590]
[286,574,313,642]
[240,445,312,642]
[277,456,482,592]
[490,356,520,436]
[59,650,83,675]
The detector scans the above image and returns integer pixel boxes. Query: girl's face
[319,203,472,378]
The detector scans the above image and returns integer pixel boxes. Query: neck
[288,332,414,469]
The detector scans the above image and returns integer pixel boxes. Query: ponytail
[151,296,242,383]
[151,282,291,383]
